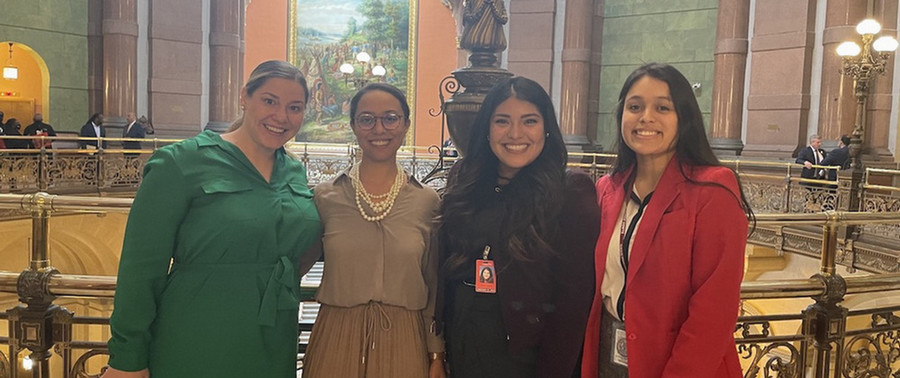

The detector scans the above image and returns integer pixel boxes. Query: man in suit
[122,112,145,151]
[23,113,57,149]
[796,134,826,180]
[820,135,851,181]
[79,113,107,149]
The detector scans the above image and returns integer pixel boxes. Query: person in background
[3,118,30,149]
[103,60,321,378]
[302,83,445,378]
[0,110,5,149]
[581,63,752,377]
[439,76,599,378]
[796,134,826,180]
[23,113,57,149]
[820,134,851,181]
[122,112,146,151]
[79,113,107,149]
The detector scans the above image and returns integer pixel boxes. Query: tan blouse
[308,170,443,352]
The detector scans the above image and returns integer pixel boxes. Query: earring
[240,104,245,111]
[545,132,550,137]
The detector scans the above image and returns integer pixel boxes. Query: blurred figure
[820,134,851,181]
[79,113,107,149]
[122,112,146,151]
[3,118,30,149]
[23,113,57,149]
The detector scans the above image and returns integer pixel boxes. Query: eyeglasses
[355,113,404,130]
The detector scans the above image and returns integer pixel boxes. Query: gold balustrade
[0,140,899,376]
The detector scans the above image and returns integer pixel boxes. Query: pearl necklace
[349,162,406,222]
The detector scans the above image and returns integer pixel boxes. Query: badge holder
[475,246,496,294]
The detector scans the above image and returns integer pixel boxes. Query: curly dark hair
[440,76,567,275]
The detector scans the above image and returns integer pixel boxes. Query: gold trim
[406,0,418,146]
[288,1,297,64]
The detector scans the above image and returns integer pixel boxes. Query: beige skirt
[303,301,428,378]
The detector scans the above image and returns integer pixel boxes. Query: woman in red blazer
[582,63,753,378]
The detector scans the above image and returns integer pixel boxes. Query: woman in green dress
[103,60,322,378]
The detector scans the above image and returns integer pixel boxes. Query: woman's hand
[101,367,149,378]
[428,358,446,378]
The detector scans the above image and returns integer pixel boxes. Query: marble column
[102,0,139,127]
[709,0,751,155]
[816,0,866,150]
[206,0,244,132]
[864,0,898,161]
[87,0,104,115]
[559,0,593,148]
[741,0,819,159]
[586,0,604,149]
[507,0,556,90]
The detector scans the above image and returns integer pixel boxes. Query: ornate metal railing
[0,191,899,377]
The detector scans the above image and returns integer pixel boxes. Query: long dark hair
[613,62,755,227]
[440,77,567,275]
[228,60,309,131]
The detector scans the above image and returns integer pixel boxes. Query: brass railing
[0,191,898,377]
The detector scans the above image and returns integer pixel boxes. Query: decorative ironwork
[0,349,9,378]
[841,307,900,377]
[71,349,109,378]
[737,342,803,378]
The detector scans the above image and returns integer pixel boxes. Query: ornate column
[87,0,104,114]
[559,0,593,149]
[817,0,866,150]
[206,0,244,132]
[709,0,751,155]
[741,0,818,159]
[865,0,898,161]
[102,0,139,126]
[586,0,605,149]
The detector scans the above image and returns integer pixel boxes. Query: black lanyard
[617,189,652,320]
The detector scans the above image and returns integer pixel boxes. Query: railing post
[784,167,793,213]
[805,211,848,378]
[5,193,73,378]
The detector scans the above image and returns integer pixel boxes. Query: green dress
[108,130,321,377]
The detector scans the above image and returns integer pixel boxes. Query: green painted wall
[596,0,718,150]
[0,0,89,132]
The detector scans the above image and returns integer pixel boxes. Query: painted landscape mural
[293,0,411,143]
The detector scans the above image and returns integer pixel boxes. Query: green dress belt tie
[170,256,300,327]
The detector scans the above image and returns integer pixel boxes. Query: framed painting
[289,0,418,144]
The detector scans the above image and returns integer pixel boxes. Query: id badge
[612,326,628,367]
[475,259,496,293]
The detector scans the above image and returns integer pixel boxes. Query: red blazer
[582,157,747,378]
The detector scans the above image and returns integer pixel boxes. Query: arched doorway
[0,41,50,124]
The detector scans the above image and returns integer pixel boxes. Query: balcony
[0,135,898,377]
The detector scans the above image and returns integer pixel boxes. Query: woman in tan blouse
[302,83,445,378]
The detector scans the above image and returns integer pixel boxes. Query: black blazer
[820,146,850,180]
[79,122,107,149]
[795,146,826,179]
[122,121,146,150]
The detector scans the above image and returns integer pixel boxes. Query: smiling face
[239,77,307,153]
[489,97,546,178]
[351,89,410,164]
[621,76,679,167]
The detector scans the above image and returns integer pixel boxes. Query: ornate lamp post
[339,52,386,88]
[836,19,898,170]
